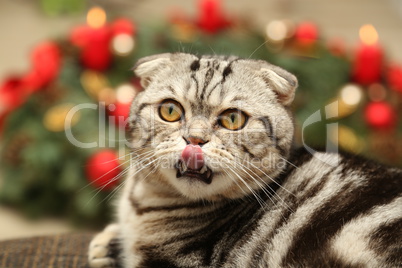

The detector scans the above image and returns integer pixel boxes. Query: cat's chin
[158,165,230,201]
[175,160,213,184]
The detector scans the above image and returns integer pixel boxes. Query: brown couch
[0,233,94,268]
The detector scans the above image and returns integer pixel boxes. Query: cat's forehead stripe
[190,59,200,71]
[189,57,239,104]
[221,64,233,81]
[199,68,215,101]
[205,59,238,101]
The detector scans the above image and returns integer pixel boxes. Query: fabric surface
[0,233,94,268]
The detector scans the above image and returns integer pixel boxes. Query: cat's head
[128,53,297,201]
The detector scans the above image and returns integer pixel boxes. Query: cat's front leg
[88,223,121,268]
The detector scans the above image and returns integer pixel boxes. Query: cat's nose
[183,136,209,146]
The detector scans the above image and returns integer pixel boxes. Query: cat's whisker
[99,167,132,204]
[84,151,155,206]
[277,155,300,170]
[235,161,294,213]
[87,152,132,166]
[101,138,130,142]
[226,167,263,206]
[105,151,160,201]
[130,154,162,179]
[177,41,185,54]
[80,150,154,193]
[248,40,269,59]
[85,165,131,207]
[246,160,296,198]
[79,159,131,193]
[234,162,280,209]
[237,166,294,225]
[222,167,265,206]
[130,150,155,163]
[80,148,150,193]
[83,145,149,167]
[226,166,267,209]
[129,145,155,156]
[207,44,217,55]
[103,151,161,203]
[97,131,150,143]
[135,159,160,185]
[233,163,294,225]
[105,176,128,201]
[189,42,195,55]
[221,166,252,199]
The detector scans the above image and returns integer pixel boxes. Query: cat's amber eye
[159,99,184,122]
[218,109,248,130]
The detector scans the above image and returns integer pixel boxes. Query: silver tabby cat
[88,53,402,268]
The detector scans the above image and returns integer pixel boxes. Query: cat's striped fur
[88,53,402,268]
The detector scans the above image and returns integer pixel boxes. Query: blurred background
[0,0,401,240]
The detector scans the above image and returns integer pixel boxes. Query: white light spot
[340,84,362,106]
[266,20,287,42]
[112,34,135,56]
[116,84,136,104]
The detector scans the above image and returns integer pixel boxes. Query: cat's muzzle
[175,160,213,184]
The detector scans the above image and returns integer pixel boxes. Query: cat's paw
[88,224,121,268]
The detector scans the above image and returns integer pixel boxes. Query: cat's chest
[120,191,273,267]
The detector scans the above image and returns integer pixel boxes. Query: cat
[88,53,402,268]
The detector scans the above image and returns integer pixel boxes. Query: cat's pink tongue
[181,145,204,170]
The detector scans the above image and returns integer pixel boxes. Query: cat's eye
[159,99,184,122]
[218,109,248,130]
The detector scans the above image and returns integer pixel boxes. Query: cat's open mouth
[175,160,213,184]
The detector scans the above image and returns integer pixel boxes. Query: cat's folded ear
[132,53,173,88]
[258,65,298,106]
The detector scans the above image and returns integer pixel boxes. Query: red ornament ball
[294,22,319,46]
[111,18,136,36]
[23,42,61,92]
[71,26,112,71]
[0,76,26,111]
[387,65,402,93]
[197,0,231,34]
[364,101,396,129]
[86,150,122,190]
[0,76,27,135]
[81,41,112,71]
[351,44,383,85]
[108,101,131,128]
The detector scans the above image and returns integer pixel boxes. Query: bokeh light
[266,20,287,42]
[112,34,135,56]
[359,24,378,45]
[116,83,136,104]
[87,6,106,28]
[340,84,363,106]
